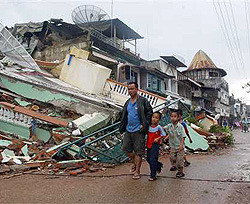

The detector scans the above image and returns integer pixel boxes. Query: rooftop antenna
[111,0,114,39]
[72,5,110,32]
[0,23,40,71]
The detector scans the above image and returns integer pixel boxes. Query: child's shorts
[170,148,184,168]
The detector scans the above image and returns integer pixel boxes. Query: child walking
[146,112,166,181]
[164,110,186,178]
[178,110,192,167]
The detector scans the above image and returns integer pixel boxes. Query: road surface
[0,129,250,203]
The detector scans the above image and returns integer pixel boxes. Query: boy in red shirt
[146,112,166,181]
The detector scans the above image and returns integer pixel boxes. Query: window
[148,74,152,89]
[198,71,202,79]
[157,79,161,91]
[125,66,138,83]
[125,66,131,80]
[152,76,157,90]
[147,74,162,92]
[131,70,138,83]
[209,72,218,77]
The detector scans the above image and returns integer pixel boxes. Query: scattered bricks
[26,161,43,169]
[52,168,60,173]
[35,150,51,160]
[26,160,55,169]
[69,168,87,176]
[51,132,68,144]
[7,139,25,153]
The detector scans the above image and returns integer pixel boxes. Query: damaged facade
[0,11,239,176]
[183,50,230,120]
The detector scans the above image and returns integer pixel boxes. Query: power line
[223,1,245,76]
[217,1,241,75]
[228,0,247,77]
[213,0,239,75]
[244,0,250,59]
[243,0,250,92]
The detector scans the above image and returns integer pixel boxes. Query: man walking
[120,82,153,179]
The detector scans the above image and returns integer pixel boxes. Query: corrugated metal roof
[188,50,217,69]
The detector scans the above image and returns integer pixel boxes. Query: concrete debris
[185,124,209,151]
[0,96,115,176]
[0,130,110,176]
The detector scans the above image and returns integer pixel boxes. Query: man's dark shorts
[122,131,145,155]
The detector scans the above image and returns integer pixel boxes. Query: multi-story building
[183,50,230,118]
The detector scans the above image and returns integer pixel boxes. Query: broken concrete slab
[9,164,29,172]
[66,144,80,158]
[54,159,88,169]
[1,102,69,127]
[14,98,31,107]
[0,139,12,147]
[0,164,11,174]
[0,119,30,139]
[185,124,209,151]
[60,47,111,94]
[21,144,29,156]
[36,128,51,143]
[72,112,110,135]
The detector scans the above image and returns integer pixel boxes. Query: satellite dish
[72,5,110,32]
[0,23,40,71]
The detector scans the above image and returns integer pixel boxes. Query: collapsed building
[0,6,227,176]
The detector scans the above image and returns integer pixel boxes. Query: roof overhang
[183,67,227,77]
[160,56,187,67]
[133,65,174,79]
[102,18,143,40]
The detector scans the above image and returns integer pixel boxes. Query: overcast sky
[1,0,250,103]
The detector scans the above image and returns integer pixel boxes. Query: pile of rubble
[0,129,116,178]
[0,92,120,177]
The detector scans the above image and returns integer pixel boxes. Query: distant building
[183,50,230,118]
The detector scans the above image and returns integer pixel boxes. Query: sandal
[170,166,177,171]
[132,173,141,180]
[176,171,185,178]
[148,176,157,181]
[184,161,191,167]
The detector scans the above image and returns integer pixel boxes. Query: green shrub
[209,125,222,133]
[209,125,234,145]
[224,132,234,145]
[185,116,196,124]
[222,126,231,133]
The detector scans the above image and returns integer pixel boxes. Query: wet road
[0,129,250,203]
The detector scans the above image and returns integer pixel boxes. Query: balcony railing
[90,29,122,51]
[103,79,180,110]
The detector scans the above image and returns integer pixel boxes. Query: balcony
[103,79,179,110]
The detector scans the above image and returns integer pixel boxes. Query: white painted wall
[60,54,111,94]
